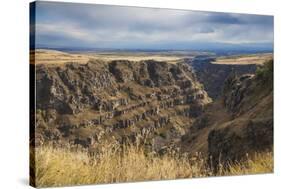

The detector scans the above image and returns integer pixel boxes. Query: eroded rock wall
[34,59,211,153]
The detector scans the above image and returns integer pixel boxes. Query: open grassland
[31,49,273,66]
[83,52,189,63]
[31,49,190,66]
[31,145,273,187]
[31,49,91,65]
[212,53,273,65]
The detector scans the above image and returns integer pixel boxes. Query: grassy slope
[32,145,273,187]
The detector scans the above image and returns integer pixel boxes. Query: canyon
[32,50,273,168]
[34,58,211,153]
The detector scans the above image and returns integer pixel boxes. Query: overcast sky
[33,1,273,50]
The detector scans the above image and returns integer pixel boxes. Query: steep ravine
[187,56,257,99]
[34,59,211,153]
[180,60,273,170]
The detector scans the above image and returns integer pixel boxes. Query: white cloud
[35,1,273,49]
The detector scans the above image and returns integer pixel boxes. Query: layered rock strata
[34,59,211,153]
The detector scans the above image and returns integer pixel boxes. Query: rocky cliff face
[34,59,211,153]
[208,61,273,168]
[180,60,273,171]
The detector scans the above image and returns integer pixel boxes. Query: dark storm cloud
[206,13,243,24]
[34,1,273,49]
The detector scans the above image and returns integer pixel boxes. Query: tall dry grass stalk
[32,145,273,187]
[226,152,273,175]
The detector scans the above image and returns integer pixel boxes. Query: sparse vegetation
[32,145,273,187]
[256,59,273,85]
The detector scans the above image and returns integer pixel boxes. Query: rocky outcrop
[222,74,254,114]
[179,60,273,171]
[34,59,211,152]
[207,60,273,170]
[36,61,117,114]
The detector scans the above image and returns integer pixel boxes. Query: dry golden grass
[31,145,273,187]
[33,49,90,65]
[225,152,273,175]
[212,53,273,65]
[33,49,187,66]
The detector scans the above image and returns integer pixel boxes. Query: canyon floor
[30,49,273,187]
